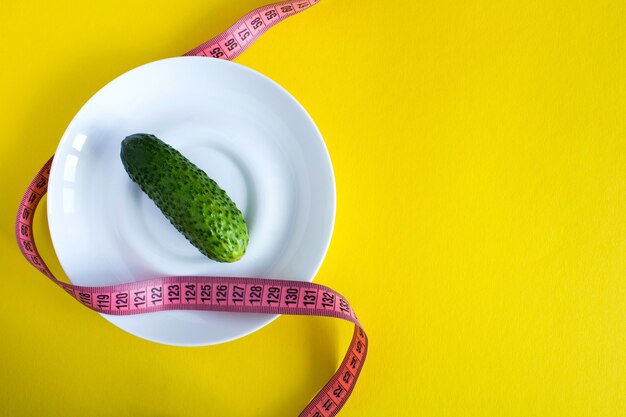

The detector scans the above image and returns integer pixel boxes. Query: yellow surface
[0,1,624,416]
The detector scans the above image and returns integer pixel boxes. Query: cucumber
[120,133,248,262]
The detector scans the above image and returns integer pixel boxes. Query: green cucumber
[120,133,248,262]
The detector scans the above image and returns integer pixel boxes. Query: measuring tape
[15,1,367,416]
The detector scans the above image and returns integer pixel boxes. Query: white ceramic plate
[48,57,335,346]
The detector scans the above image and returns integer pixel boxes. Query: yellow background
[1,1,624,416]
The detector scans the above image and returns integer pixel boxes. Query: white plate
[48,57,335,346]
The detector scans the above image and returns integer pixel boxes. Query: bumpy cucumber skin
[121,133,248,262]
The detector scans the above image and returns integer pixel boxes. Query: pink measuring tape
[15,1,367,416]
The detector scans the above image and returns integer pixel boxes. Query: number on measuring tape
[35,177,47,190]
[149,285,164,306]
[78,291,92,307]
[264,9,279,21]
[132,290,146,309]
[166,284,181,304]
[230,285,245,304]
[264,286,281,306]
[222,37,239,52]
[183,283,196,304]
[237,27,251,42]
[283,287,299,307]
[208,47,224,58]
[199,283,212,304]
[249,16,264,31]
[22,240,33,252]
[296,1,311,9]
[27,191,38,204]
[319,291,336,310]
[113,292,129,310]
[338,298,351,314]
[215,284,228,304]
[300,288,318,308]
[96,293,111,310]
[330,383,346,400]
[247,285,263,305]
